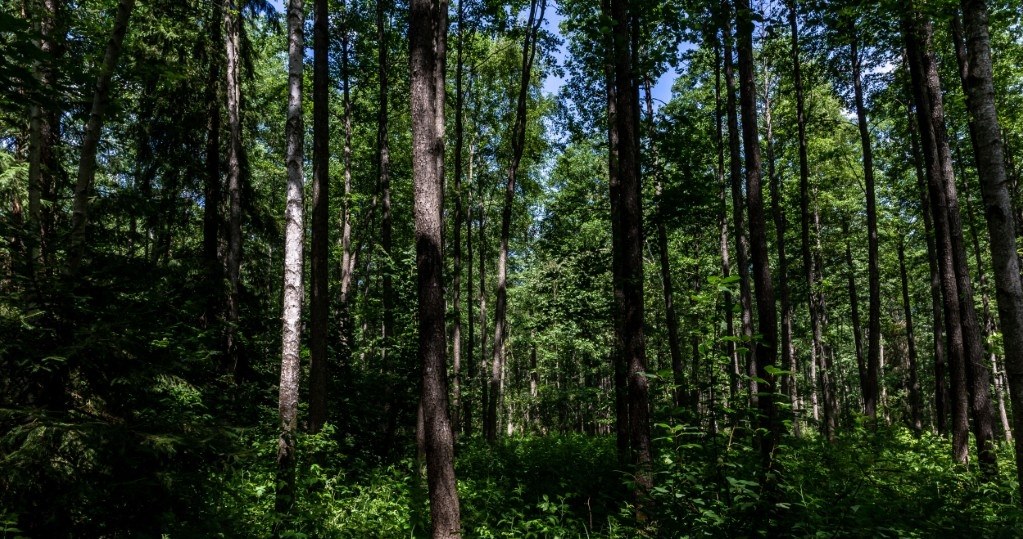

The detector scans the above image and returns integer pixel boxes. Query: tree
[223,0,246,381]
[277,0,304,520]
[409,0,461,534]
[309,0,330,434]
[958,0,1023,493]
[68,0,136,274]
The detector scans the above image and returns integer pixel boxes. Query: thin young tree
[410,0,461,534]
[486,0,545,443]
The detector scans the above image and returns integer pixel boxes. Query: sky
[266,0,680,110]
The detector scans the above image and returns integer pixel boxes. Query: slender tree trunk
[843,230,865,412]
[788,0,824,437]
[713,34,738,406]
[722,1,755,403]
[69,0,136,275]
[644,79,684,409]
[309,0,331,434]
[27,0,60,277]
[764,68,795,420]
[223,0,246,381]
[410,0,461,534]
[465,138,476,437]
[487,0,544,443]
[203,1,223,325]
[849,28,881,421]
[899,238,923,435]
[958,0,1023,489]
[816,206,838,435]
[450,0,466,438]
[338,0,356,376]
[907,95,948,434]
[735,0,781,468]
[611,0,652,499]
[378,0,393,368]
[276,0,304,521]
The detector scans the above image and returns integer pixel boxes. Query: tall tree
[203,0,223,324]
[847,20,881,421]
[486,0,545,443]
[409,0,461,533]
[276,0,304,519]
[958,0,1023,491]
[898,237,923,435]
[309,0,331,434]
[450,0,466,437]
[223,0,246,381]
[27,0,61,276]
[610,0,652,498]
[735,0,780,464]
[378,0,394,367]
[68,0,136,274]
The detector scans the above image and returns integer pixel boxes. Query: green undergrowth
[4,417,1023,537]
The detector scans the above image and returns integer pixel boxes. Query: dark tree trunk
[409,0,461,534]
[309,0,330,434]
[843,231,865,412]
[69,0,136,274]
[903,10,972,465]
[907,95,948,434]
[644,79,685,409]
[487,0,544,443]
[223,0,246,381]
[712,34,738,407]
[764,69,795,422]
[722,0,755,403]
[735,0,781,467]
[451,0,466,438]
[277,0,304,521]
[377,0,393,371]
[28,0,61,277]
[611,0,652,500]
[899,238,923,435]
[203,0,223,326]
[788,0,825,437]
[849,29,881,421]
[958,0,1023,488]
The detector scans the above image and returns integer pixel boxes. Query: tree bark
[68,0,136,275]
[722,0,755,403]
[378,0,394,367]
[958,0,1023,488]
[849,28,881,421]
[27,0,61,277]
[276,0,304,521]
[736,0,781,467]
[611,0,652,499]
[223,0,246,381]
[203,0,223,326]
[309,0,331,434]
[409,0,461,534]
[903,10,972,465]
[451,0,466,438]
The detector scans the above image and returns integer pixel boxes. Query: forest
[3,0,1023,536]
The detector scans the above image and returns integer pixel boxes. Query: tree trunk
[849,29,881,421]
[276,0,304,520]
[722,0,755,403]
[788,0,824,437]
[223,0,246,381]
[903,9,972,465]
[451,0,466,438]
[409,0,461,534]
[487,0,544,444]
[27,0,61,277]
[843,230,865,413]
[735,0,781,468]
[899,238,923,435]
[906,95,948,434]
[764,67,795,422]
[611,0,652,500]
[309,0,331,434]
[712,33,738,407]
[203,0,223,326]
[69,0,136,274]
[644,79,684,409]
[958,0,1023,488]
[378,0,394,367]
